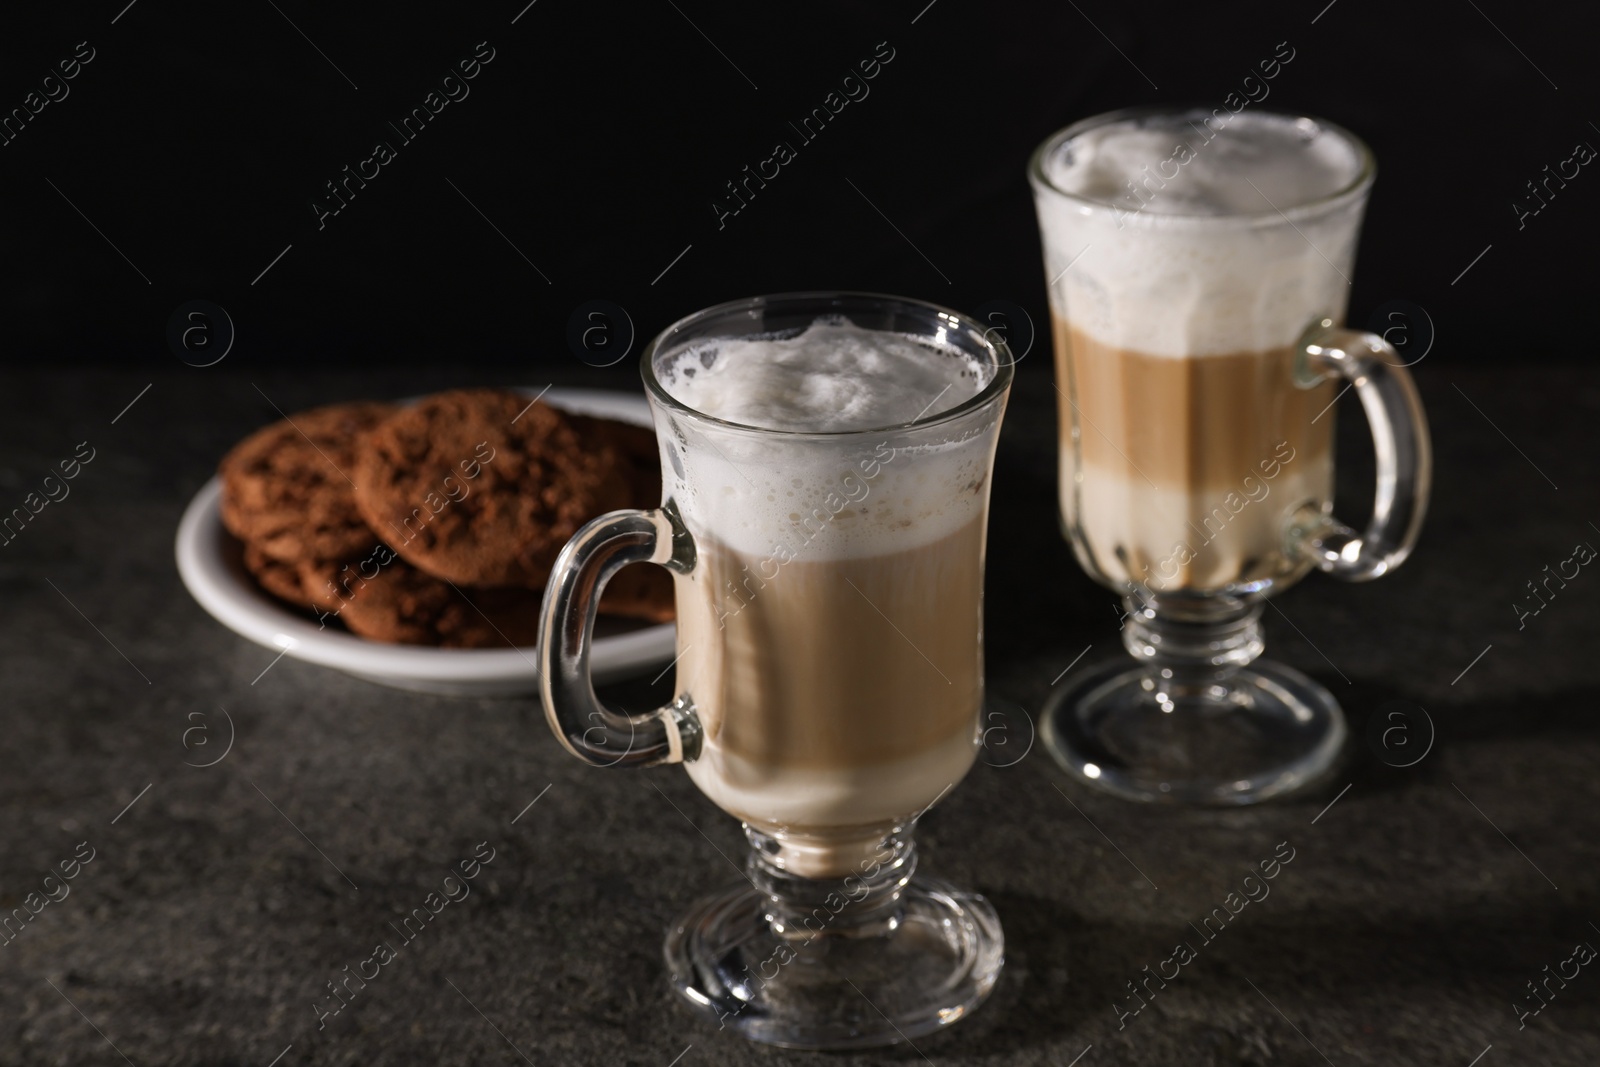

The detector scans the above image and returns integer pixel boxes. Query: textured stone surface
[1,362,1596,1066]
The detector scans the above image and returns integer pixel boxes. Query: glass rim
[1027,105,1377,226]
[639,290,1015,439]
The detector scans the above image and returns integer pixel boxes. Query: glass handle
[1290,323,1433,582]
[537,501,701,766]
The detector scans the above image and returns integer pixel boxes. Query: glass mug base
[663,829,1004,1050]
[1040,657,1347,805]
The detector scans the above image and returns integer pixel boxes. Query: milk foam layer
[1049,111,1361,216]
[652,317,1002,559]
[1032,111,1369,358]
[658,318,986,431]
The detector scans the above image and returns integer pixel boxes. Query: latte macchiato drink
[1035,111,1367,593]
[539,295,1012,1046]
[655,319,999,877]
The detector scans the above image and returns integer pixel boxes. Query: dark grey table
[3,360,1596,1066]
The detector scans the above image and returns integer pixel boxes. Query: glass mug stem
[1291,321,1433,581]
[745,825,917,940]
[539,503,701,768]
[1122,593,1264,669]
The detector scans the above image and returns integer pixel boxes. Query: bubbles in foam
[652,317,1002,559]
[657,317,987,432]
[1045,111,1362,217]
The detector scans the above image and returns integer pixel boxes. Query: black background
[4,5,1600,1065]
[1,0,1593,370]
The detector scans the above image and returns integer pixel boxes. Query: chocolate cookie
[220,401,393,563]
[532,414,669,621]
[298,551,543,648]
[352,389,630,589]
[581,416,673,621]
[573,415,662,508]
[598,561,676,624]
[242,544,312,606]
[295,543,394,615]
[298,540,670,645]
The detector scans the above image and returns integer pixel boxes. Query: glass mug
[537,293,1010,1049]
[1029,107,1431,805]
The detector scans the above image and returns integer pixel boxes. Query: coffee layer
[1054,318,1334,591]
[1057,320,1333,485]
[676,520,985,876]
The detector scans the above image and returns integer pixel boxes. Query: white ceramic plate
[174,388,673,696]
